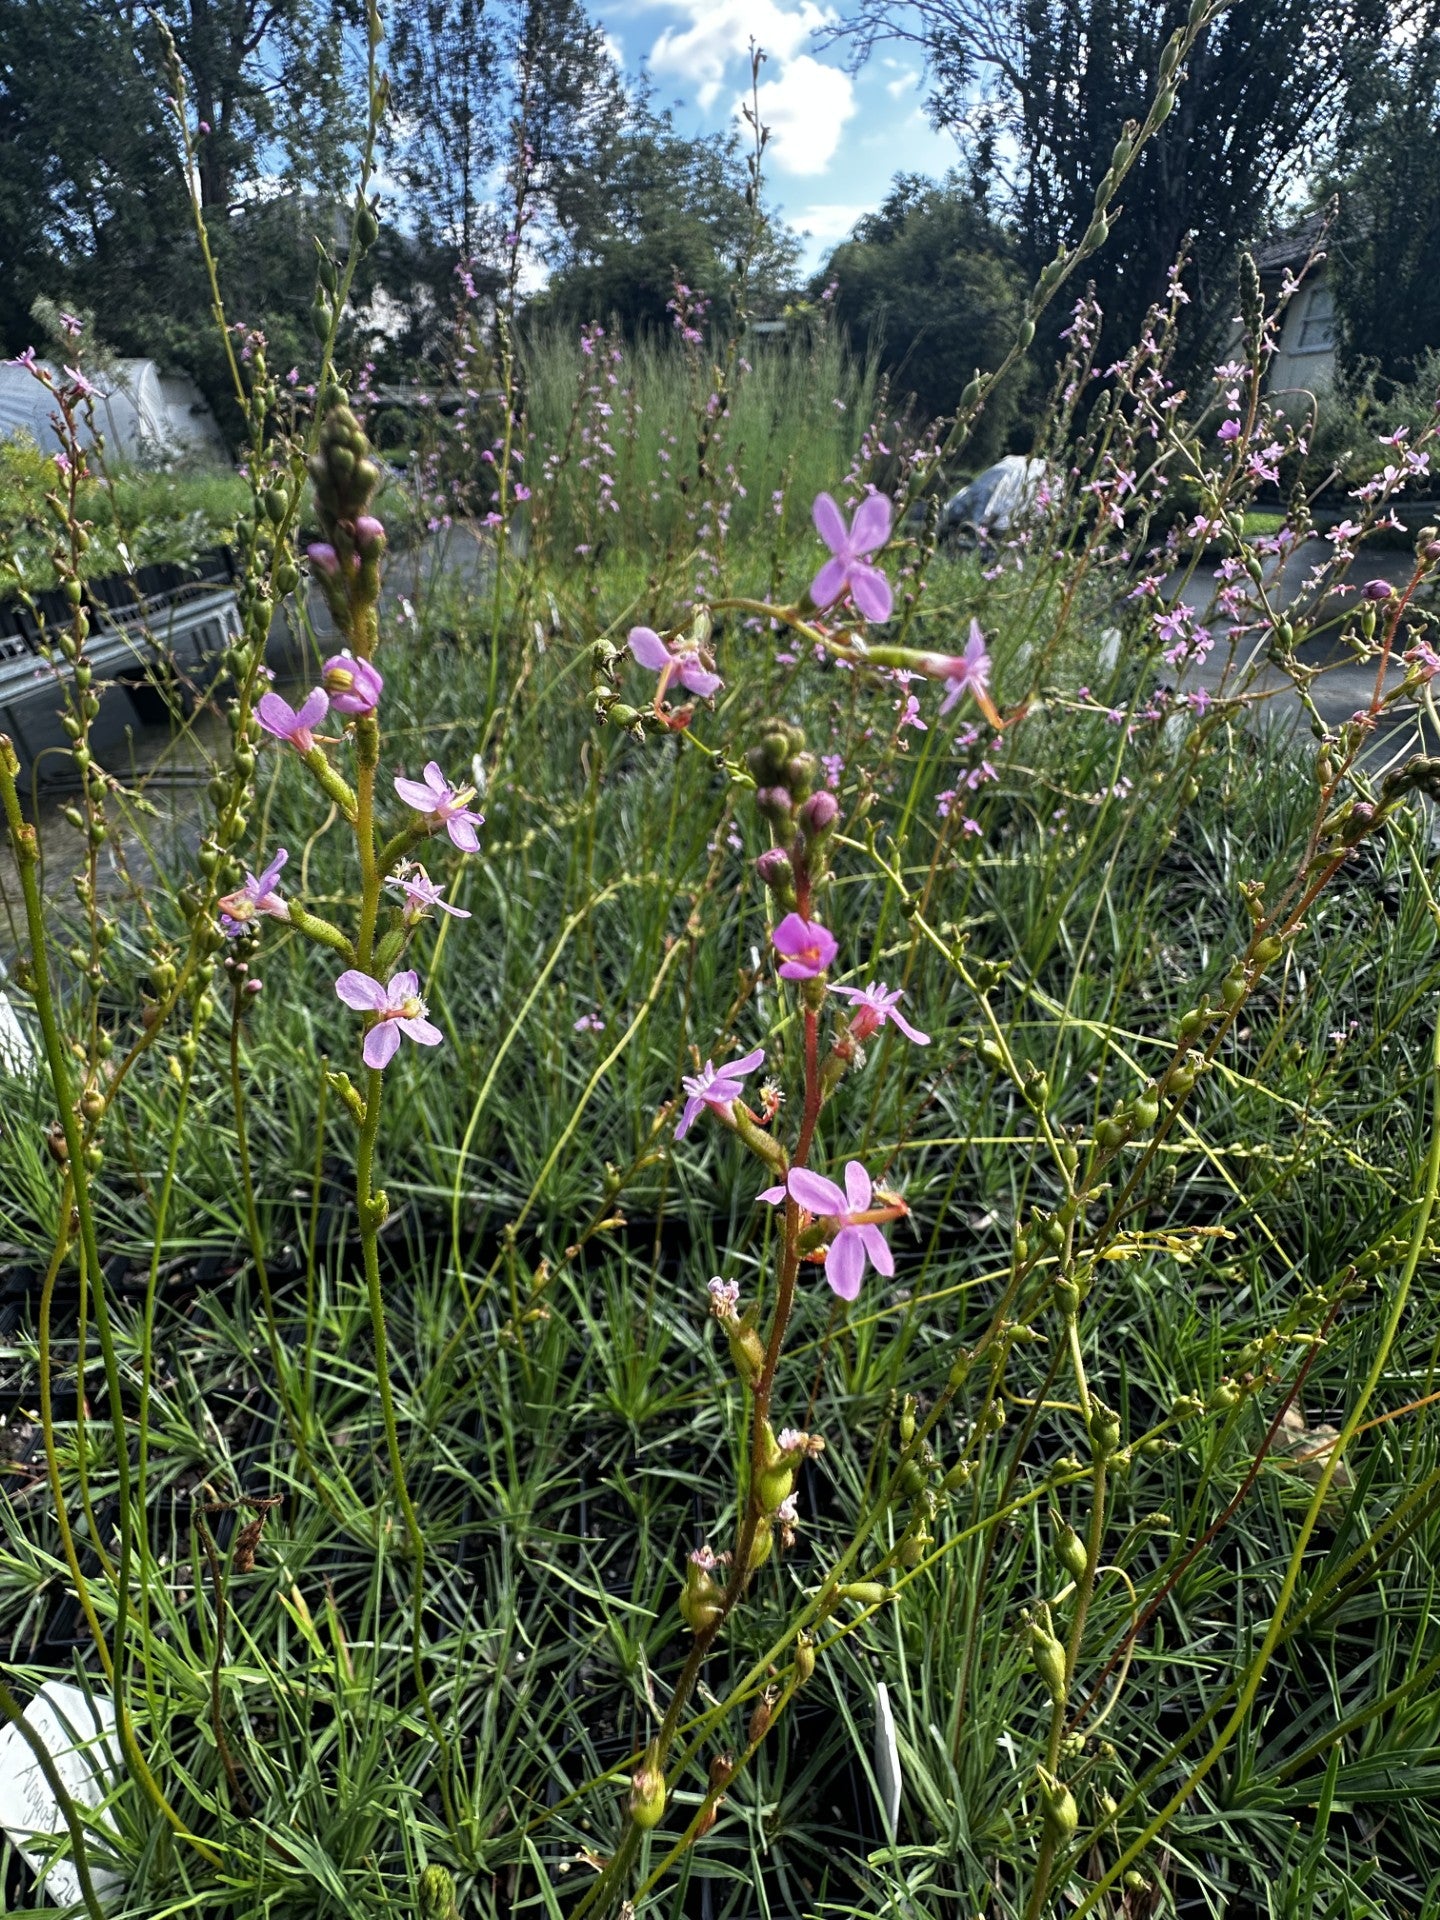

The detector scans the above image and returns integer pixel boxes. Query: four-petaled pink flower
[771,913,838,979]
[323,651,383,716]
[675,1046,766,1139]
[394,761,485,851]
[385,862,471,923]
[256,686,327,752]
[1217,418,1242,444]
[810,491,893,623]
[830,981,929,1046]
[917,620,993,718]
[218,847,289,935]
[335,967,445,1069]
[758,1162,897,1301]
[628,626,723,701]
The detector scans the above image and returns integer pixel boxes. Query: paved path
[1171,538,1439,744]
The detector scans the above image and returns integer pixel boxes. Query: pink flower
[771,913,838,979]
[256,686,328,752]
[1217,418,1242,443]
[394,762,485,851]
[385,862,471,923]
[217,847,289,934]
[810,491,893,623]
[323,652,383,716]
[334,967,445,1070]
[353,514,386,554]
[830,981,929,1046]
[675,1046,766,1139]
[308,542,342,576]
[628,626,722,700]
[1406,641,1440,682]
[758,1163,896,1301]
[916,620,993,717]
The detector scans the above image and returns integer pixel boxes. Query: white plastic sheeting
[0,358,226,463]
[944,456,1052,538]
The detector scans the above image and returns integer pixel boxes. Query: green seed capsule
[1055,1523,1088,1581]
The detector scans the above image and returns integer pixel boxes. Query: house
[1255,214,1338,395]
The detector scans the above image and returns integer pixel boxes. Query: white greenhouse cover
[0,358,226,464]
[944,455,1051,535]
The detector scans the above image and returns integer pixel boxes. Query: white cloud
[746,54,856,175]
[885,71,919,99]
[649,0,831,99]
[792,200,868,245]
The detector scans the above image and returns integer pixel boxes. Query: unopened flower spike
[394,761,485,851]
[334,967,445,1069]
[810,490,894,624]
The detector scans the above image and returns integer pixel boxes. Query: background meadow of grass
[1,332,1440,1920]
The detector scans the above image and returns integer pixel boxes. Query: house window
[1294,282,1336,354]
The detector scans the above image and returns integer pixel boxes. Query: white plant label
[874,1680,902,1837]
[0,1681,125,1907]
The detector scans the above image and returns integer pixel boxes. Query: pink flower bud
[353,514,387,555]
[307,542,340,576]
[797,790,838,837]
[1361,577,1393,602]
[756,848,794,893]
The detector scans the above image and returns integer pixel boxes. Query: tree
[0,0,360,432]
[0,0,194,353]
[535,99,800,333]
[1324,13,1440,390]
[387,0,629,285]
[825,0,1400,371]
[820,175,1032,457]
[135,0,359,215]
[388,0,501,267]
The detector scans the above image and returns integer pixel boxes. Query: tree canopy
[1324,12,1440,389]
[819,176,1032,462]
[824,0,1402,372]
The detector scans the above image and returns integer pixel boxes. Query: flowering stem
[229,995,325,1494]
[574,1002,824,1920]
[355,1066,453,1807]
[37,1176,115,1681]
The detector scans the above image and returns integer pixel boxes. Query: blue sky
[596,0,961,273]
